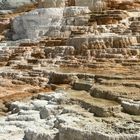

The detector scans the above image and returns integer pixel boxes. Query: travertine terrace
[0,0,140,140]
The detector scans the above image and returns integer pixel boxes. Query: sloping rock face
[38,0,66,8]
[12,8,64,40]
[0,0,37,10]
[11,7,90,40]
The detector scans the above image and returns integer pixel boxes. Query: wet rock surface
[0,0,140,140]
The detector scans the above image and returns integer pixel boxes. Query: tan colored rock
[38,0,66,8]
[75,0,107,12]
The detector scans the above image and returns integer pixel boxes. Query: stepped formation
[0,0,140,140]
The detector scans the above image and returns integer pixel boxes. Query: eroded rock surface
[0,0,37,10]
[0,0,140,140]
[0,91,140,140]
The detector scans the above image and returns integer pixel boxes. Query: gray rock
[58,113,140,140]
[38,0,65,8]
[121,100,140,115]
[24,127,59,140]
[40,105,60,119]
[73,81,93,91]
[11,7,90,40]
[6,113,40,121]
[38,91,68,104]
[0,0,37,10]
[10,101,34,112]
[31,100,48,110]
[12,8,64,40]
[0,10,13,14]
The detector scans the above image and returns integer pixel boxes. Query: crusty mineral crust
[0,0,139,140]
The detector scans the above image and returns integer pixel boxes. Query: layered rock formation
[11,7,90,40]
[0,0,139,140]
[0,0,37,10]
[38,0,66,8]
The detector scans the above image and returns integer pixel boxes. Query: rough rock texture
[121,100,140,115]
[0,0,140,140]
[11,7,90,40]
[38,0,66,8]
[0,91,140,140]
[0,0,37,10]
[75,0,107,12]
